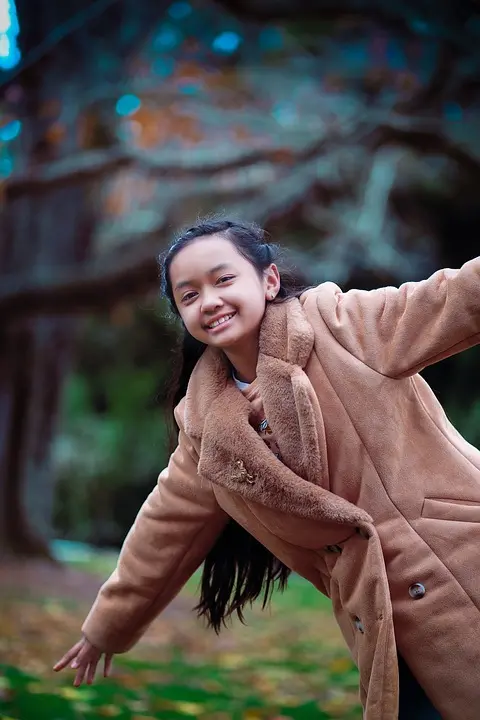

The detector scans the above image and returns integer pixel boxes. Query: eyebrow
[174,263,232,291]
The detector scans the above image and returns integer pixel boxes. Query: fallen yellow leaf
[58,687,95,701]
[98,705,123,717]
[173,701,205,716]
[329,656,354,674]
[217,653,245,669]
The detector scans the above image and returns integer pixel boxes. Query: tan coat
[83,257,480,719]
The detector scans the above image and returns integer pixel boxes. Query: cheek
[177,307,196,331]
[240,295,266,324]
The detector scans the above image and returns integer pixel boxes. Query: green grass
[0,551,361,719]
[0,651,361,720]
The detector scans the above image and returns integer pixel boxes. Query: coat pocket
[422,497,480,523]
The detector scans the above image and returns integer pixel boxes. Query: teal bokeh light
[0,0,21,71]
[115,94,142,117]
[212,31,241,54]
[0,118,21,141]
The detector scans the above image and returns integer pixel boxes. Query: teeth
[208,313,234,329]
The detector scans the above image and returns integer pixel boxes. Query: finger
[73,660,89,687]
[86,659,98,685]
[71,643,100,669]
[104,654,113,678]
[53,640,84,671]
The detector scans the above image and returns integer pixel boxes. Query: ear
[264,263,281,300]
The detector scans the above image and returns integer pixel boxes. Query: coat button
[354,616,365,633]
[408,583,426,599]
[324,544,343,554]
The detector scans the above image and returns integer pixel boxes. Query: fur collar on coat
[183,295,372,532]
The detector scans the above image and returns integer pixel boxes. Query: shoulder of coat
[173,396,187,430]
[300,282,342,309]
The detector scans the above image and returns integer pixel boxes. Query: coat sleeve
[81,405,228,653]
[313,256,480,378]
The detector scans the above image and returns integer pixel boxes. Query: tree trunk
[0,57,92,556]
[0,185,87,557]
[0,324,58,557]
[0,0,162,558]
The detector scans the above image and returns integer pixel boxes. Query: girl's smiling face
[169,234,280,358]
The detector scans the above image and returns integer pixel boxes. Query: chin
[210,332,243,349]
[211,336,239,349]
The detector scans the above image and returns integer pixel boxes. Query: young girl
[54,219,480,720]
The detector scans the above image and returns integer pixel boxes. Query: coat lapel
[183,298,371,528]
[256,295,325,486]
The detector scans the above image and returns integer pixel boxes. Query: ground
[0,555,362,719]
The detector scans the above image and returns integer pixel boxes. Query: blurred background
[0,0,479,718]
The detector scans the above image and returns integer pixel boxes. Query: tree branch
[0,232,164,320]
[9,109,478,198]
[5,135,330,195]
[2,100,480,320]
[1,171,315,318]
[395,44,459,115]
[215,0,479,50]
[368,121,480,179]
[0,149,344,319]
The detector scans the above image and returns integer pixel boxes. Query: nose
[200,287,223,314]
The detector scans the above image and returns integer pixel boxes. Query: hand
[53,636,114,686]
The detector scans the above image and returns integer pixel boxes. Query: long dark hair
[159,218,310,632]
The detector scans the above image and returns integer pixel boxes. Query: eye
[217,274,235,284]
[181,291,197,304]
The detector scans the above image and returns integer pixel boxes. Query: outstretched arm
[82,426,227,653]
[54,405,227,684]
[314,256,480,378]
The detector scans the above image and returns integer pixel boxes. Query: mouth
[204,312,236,332]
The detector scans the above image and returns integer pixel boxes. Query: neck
[224,335,259,384]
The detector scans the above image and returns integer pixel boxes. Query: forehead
[169,234,248,285]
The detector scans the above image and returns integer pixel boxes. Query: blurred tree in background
[0,0,479,555]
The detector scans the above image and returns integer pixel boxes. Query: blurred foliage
[453,399,480,450]
[52,303,177,547]
[0,566,362,719]
[0,657,361,719]
[424,346,480,450]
